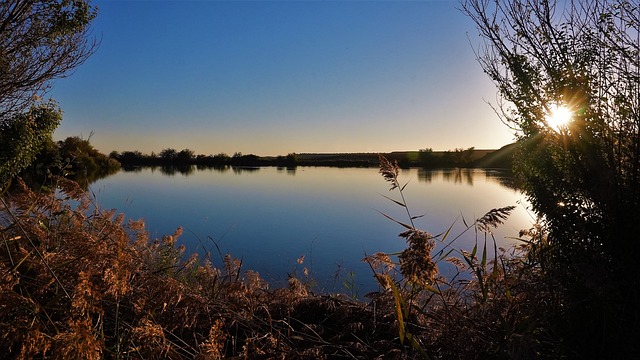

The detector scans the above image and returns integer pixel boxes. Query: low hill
[473,143,517,169]
[296,146,515,168]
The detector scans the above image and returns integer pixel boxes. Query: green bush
[0,101,62,191]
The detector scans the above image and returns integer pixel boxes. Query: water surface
[90,166,532,295]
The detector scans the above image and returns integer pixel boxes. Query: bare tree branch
[0,0,98,126]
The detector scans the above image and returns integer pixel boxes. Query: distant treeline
[110,144,516,169]
[110,149,287,167]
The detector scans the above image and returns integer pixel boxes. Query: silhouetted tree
[159,148,178,162]
[464,0,640,356]
[230,153,259,166]
[418,148,435,167]
[286,152,298,165]
[177,148,195,162]
[211,153,231,165]
[0,1,97,123]
[457,147,475,167]
[117,150,144,164]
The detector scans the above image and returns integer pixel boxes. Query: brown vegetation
[0,177,409,358]
[0,156,561,359]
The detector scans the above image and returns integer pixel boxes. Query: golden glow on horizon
[545,104,573,132]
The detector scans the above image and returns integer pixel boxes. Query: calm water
[90,166,532,295]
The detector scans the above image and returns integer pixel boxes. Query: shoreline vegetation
[21,137,517,189]
[2,155,550,359]
[4,140,547,359]
[109,144,516,169]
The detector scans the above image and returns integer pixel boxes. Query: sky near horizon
[50,0,515,156]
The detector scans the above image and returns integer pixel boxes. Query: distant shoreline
[112,144,517,169]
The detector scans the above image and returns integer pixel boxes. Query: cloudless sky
[50,0,515,156]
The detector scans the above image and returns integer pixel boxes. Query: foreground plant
[366,155,561,359]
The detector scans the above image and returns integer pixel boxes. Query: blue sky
[50,0,515,156]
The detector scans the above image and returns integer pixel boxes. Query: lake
[90,165,532,296]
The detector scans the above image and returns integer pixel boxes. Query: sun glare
[545,104,573,132]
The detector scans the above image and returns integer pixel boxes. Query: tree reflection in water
[417,168,519,190]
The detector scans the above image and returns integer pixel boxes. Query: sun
[545,104,573,132]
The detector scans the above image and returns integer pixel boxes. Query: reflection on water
[416,168,519,190]
[19,166,120,192]
[90,166,530,294]
[122,164,276,176]
[119,164,516,187]
[160,164,195,176]
[417,168,434,183]
[196,164,228,173]
[276,166,298,175]
[231,166,261,175]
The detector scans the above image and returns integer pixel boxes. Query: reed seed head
[379,154,400,191]
[476,206,516,233]
[398,229,437,286]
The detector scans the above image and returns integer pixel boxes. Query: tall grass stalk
[367,155,556,359]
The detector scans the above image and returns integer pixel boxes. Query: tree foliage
[0,0,97,124]
[57,135,120,174]
[0,0,97,188]
[463,0,640,264]
[0,100,61,190]
[159,148,177,161]
[463,0,640,355]
[176,148,195,162]
[17,134,119,190]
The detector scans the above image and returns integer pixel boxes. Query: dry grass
[0,177,411,359]
[0,167,563,359]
